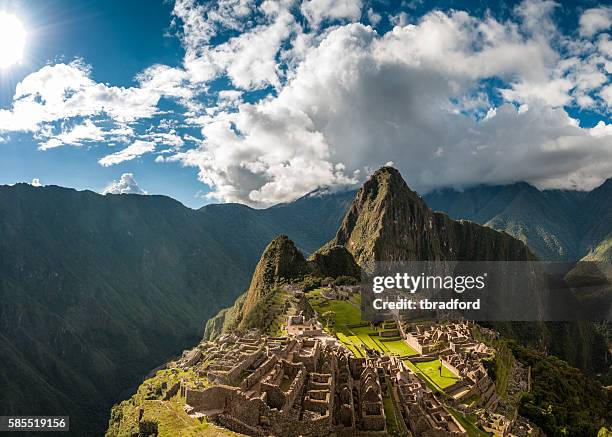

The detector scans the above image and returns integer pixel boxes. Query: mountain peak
[331,166,443,267]
[237,235,308,330]
[330,166,533,267]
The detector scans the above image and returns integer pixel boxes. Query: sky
[0,0,610,208]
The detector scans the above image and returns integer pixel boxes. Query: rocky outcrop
[330,166,534,268]
[308,245,361,279]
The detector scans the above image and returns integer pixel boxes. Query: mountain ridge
[1,173,610,436]
[424,177,611,262]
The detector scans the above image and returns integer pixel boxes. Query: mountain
[424,178,612,262]
[206,167,535,340]
[156,166,609,437]
[203,236,360,340]
[2,172,609,435]
[207,167,609,372]
[582,178,612,262]
[0,183,353,436]
[330,166,534,266]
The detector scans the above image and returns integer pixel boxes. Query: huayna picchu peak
[107,167,610,437]
[331,166,534,267]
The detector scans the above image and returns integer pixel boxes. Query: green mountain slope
[425,179,611,262]
[330,167,534,266]
[0,184,353,436]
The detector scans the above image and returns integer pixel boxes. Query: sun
[0,12,26,69]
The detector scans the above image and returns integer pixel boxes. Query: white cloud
[301,0,362,27]
[0,60,193,151]
[102,173,147,195]
[98,140,156,167]
[31,178,42,187]
[38,119,105,150]
[601,84,612,107]
[137,64,194,100]
[0,60,161,133]
[366,8,381,26]
[579,7,612,37]
[169,7,612,206]
[0,0,609,206]
[182,2,297,89]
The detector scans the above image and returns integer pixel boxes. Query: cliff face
[331,166,533,267]
[204,235,309,338]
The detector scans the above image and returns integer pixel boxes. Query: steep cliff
[204,235,309,338]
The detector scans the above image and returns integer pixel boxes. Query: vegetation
[473,329,515,398]
[510,343,611,436]
[332,275,359,286]
[424,178,612,263]
[0,183,355,436]
[106,368,237,437]
[413,360,460,390]
[307,289,418,359]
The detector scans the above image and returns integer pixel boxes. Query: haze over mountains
[0,172,610,435]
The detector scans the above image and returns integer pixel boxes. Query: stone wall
[241,356,278,390]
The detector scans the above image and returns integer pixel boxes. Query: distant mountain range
[0,175,609,436]
[424,178,612,262]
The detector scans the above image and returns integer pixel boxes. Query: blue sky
[0,0,610,208]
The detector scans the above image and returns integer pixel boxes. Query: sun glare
[0,12,26,69]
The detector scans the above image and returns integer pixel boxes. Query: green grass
[308,290,419,360]
[107,368,239,437]
[383,392,399,435]
[413,360,460,390]
[380,339,418,356]
[336,332,363,357]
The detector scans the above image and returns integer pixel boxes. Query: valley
[1,167,609,435]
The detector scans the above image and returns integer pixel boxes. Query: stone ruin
[176,332,396,436]
[286,313,324,337]
[400,322,499,409]
[169,328,477,436]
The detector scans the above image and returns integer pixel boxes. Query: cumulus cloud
[102,173,147,195]
[301,0,363,27]
[0,60,160,132]
[579,7,611,37]
[99,141,156,167]
[31,178,42,187]
[0,60,193,153]
[166,4,611,205]
[0,0,610,206]
[180,1,297,89]
[38,119,105,150]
